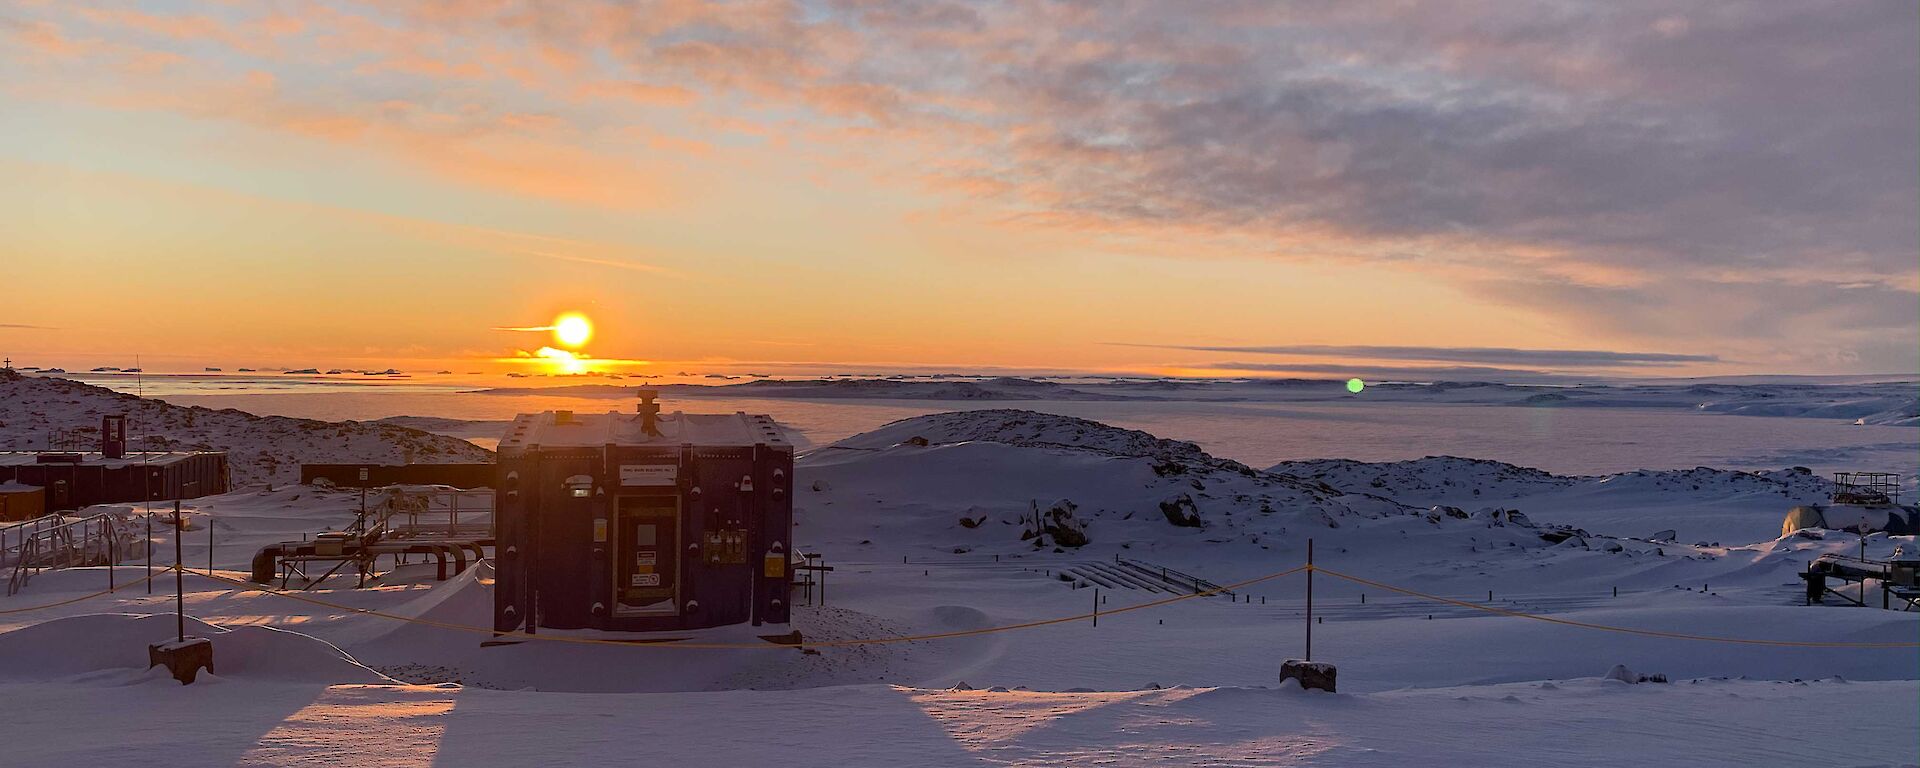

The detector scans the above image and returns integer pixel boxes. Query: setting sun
[552,313,593,349]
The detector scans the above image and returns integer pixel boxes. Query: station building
[0,416,229,512]
[493,391,794,634]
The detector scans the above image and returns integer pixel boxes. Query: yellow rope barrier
[180,563,1310,650]
[1312,566,1920,649]
[0,570,161,615]
[24,562,1909,651]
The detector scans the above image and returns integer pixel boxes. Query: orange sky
[2,3,1913,379]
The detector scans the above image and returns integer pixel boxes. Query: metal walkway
[5,512,147,595]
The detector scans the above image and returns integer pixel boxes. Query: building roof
[498,410,791,451]
[0,451,225,468]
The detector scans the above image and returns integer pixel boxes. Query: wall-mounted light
[564,474,593,498]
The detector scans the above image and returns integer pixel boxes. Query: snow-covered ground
[1,403,1914,766]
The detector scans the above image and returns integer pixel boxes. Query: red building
[0,416,228,511]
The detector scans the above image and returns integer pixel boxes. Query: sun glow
[536,346,589,374]
[553,313,593,348]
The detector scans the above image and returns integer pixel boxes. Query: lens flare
[553,313,593,349]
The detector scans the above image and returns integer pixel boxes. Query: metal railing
[6,512,145,595]
[1116,556,1237,598]
[377,488,494,542]
[1,514,67,569]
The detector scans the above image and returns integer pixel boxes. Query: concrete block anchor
[1279,659,1336,692]
[148,637,214,685]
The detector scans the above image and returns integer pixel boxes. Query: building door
[614,496,679,616]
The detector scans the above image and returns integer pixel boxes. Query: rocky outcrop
[1159,494,1204,528]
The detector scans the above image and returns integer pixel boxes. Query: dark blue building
[493,392,794,634]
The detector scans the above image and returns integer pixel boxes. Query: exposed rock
[1604,664,1668,684]
[1159,494,1204,528]
[1041,499,1090,547]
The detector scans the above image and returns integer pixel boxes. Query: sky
[1,1,1915,380]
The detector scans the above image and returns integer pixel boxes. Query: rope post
[1305,538,1314,662]
[208,513,215,576]
[145,511,153,595]
[1092,588,1100,627]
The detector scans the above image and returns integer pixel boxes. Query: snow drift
[0,612,391,684]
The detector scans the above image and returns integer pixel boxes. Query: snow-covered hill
[827,409,1242,468]
[1268,456,1834,544]
[0,371,492,486]
[795,410,1595,561]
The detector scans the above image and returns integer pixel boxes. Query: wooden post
[1092,587,1100,627]
[146,510,153,595]
[1305,538,1314,662]
[173,501,184,643]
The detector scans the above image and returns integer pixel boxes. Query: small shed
[0,482,44,522]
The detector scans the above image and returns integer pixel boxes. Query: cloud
[5,2,1914,372]
[0,323,56,330]
[1120,343,1718,368]
[1187,361,1578,383]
